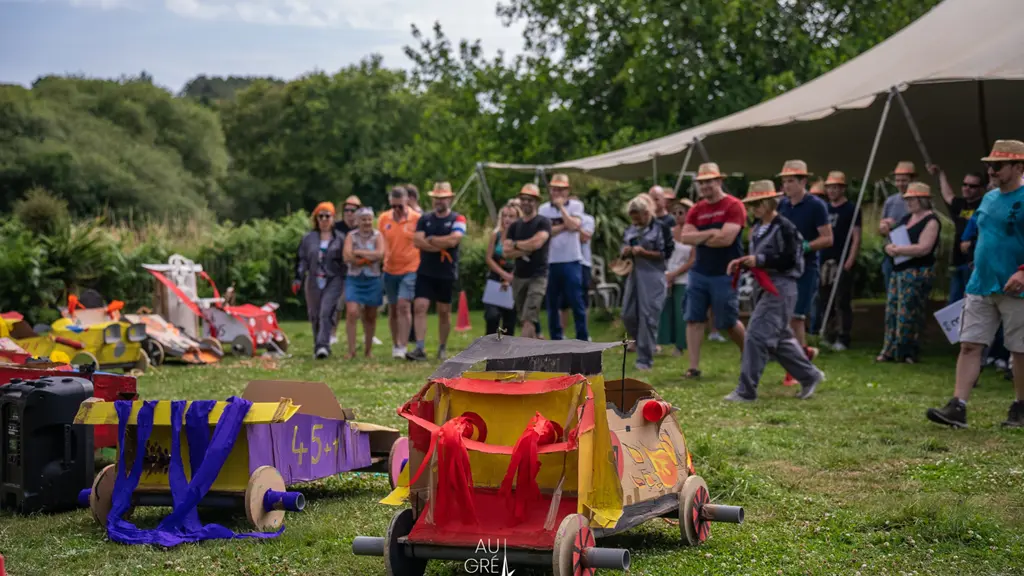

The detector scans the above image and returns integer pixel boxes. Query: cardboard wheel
[89,464,133,526]
[273,336,289,353]
[130,352,150,374]
[680,475,711,546]
[142,339,165,366]
[245,466,287,531]
[200,337,224,357]
[231,335,255,357]
[387,437,409,490]
[554,513,596,576]
[384,508,426,576]
[72,351,98,371]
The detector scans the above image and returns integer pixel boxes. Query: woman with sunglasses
[878,182,941,364]
[293,202,347,359]
[343,207,385,359]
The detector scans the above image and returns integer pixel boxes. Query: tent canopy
[487,0,1024,182]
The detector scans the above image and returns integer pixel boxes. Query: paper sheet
[933,298,964,345]
[482,279,515,310]
[889,225,912,265]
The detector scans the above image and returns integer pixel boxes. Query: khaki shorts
[513,275,548,325]
[959,294,1024,353]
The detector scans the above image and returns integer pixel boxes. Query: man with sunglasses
[927,140,1024,429]
[380,186,421,359]
[928,164,987,303]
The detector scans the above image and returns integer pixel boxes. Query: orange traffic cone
[455,291,472,332]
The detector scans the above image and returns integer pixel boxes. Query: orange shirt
[378,208,421,275]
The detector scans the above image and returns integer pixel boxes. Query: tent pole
[451,170,479,211]
[673,145,695,194]
[652,154,659,184]
[892,86,932,166]
[693,136,711,163]
[475,162,498,222]
[819,90,895,338]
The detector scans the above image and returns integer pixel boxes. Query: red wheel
[553,513,596,576]
[680,475,711,545]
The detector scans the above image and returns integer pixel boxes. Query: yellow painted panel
[130,424,252,493]
[74,400,300,426]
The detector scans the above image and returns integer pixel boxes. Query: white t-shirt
[539,199,585,264]
[580,213,596,267]
[666,241,691,285]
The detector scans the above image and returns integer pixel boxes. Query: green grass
[2,313,1023,575]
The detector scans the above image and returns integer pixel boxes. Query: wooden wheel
[388,437,409,490]
[89,464,132,526]
[142,339,165,366]
[231,335,255,357]
[245,466,287,531]
[554,513,596,576]
[130,351,150,374]
[72,351,98,372]
[680,475,711,546]
[384,508,426,576]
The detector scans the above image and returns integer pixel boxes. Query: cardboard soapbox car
[353,336,744,575]
[75,380,407,533]
[123,308,223,366]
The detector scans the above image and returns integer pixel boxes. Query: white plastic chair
[589,255,621,310]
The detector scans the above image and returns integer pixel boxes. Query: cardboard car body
[3,310,148,373]
[122,311,223,366]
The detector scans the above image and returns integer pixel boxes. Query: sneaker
[995,359,1009,372]
[708,332,727,343]
[926,398,968,428]
[805,346,819,362]
[831,342,848,352]
[405,348,427,362]
[314,347,329,360]
[329,335,338,345]
[437,348,448,361]
[798,369,825,400]
[1002,401,1024,428]
[372,336,383,345]
[782,373,797,387]
[392,346,406,359]
[634,362,652,371]
[723,391,755,403]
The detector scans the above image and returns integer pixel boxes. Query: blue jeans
[546,262,589,340]
[684,271,739,331]
[948,264,971,304]
[794,266,819,319]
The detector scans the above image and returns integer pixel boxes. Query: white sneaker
[995,359,1008,371]
[329,335,338,345]
[708,332,727,343]
[392,346,407,359]
[831,342,847,352]
[372,336,383,345]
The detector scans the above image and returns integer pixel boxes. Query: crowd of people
[291,139,1024,427]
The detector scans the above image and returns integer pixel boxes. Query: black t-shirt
[946,196,982,267]
[333,220,353,235]
[416,211,467,279]
[507,215,553,278]
[894,213,941,272]
[822,201,861,262]
[656,213,676,260]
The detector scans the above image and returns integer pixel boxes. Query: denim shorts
[793,266,819,319]
[684,270,739,331]
[383,272,416,303]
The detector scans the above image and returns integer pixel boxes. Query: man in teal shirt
[927,140,1024,428]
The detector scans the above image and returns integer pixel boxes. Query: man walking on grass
[777,160,832,385]
[379,186,420,359]
[927,140,1024,428]
[679,162,747,379]
[408,182,466,361]
[504,184,552,339]
[539,174,589,341]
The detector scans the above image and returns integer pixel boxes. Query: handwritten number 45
[291,425,339,465]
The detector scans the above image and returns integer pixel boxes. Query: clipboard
[482,279,515,310]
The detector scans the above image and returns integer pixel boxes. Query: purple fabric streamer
[105,397,285,547]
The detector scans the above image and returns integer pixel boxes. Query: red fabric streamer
[106,300,125,318]
[498,413,563,523]
[408,415,482,527]
[67,295,85,317]
[731,266,780,296]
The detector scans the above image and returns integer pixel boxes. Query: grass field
[2,313,1023,576]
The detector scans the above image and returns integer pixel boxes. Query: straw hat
[809,180,826,196]
[742,180,783,204]
[673,197,695,209]
[428,181,454,198]
[824,171,846,186]
[981,139,1024,162]
[777,159,809,178]
[518,183,542,198]
[893,161,917,176]
[549,173,571,189]
[903,182,931,198]
[695,162,723,181]
[610,258,633,277]
[343,195,362,208]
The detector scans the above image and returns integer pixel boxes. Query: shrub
[13,187,69,236]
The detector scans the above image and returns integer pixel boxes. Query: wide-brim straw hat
[672,197,695,209]
[742,180,783,203]
[981,139,1024,163]
[428,182,454,198]
[610,258,633,277]
[777,159,810,178]
[518,183,542,198]
[549,173,571,188]
[809,180,826,196]
[825,171,847,186]
[343,195,362,208]
[694,162,723,181]
[893,161,917,176]
[903,182,932,198]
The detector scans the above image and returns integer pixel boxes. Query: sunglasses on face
[343,208,357,213]
[317,213,332,220]
[962,182,983,188]
[987,162,1006,172]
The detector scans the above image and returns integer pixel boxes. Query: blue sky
[0,0,525,93]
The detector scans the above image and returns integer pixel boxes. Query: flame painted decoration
[625,429,683,490]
